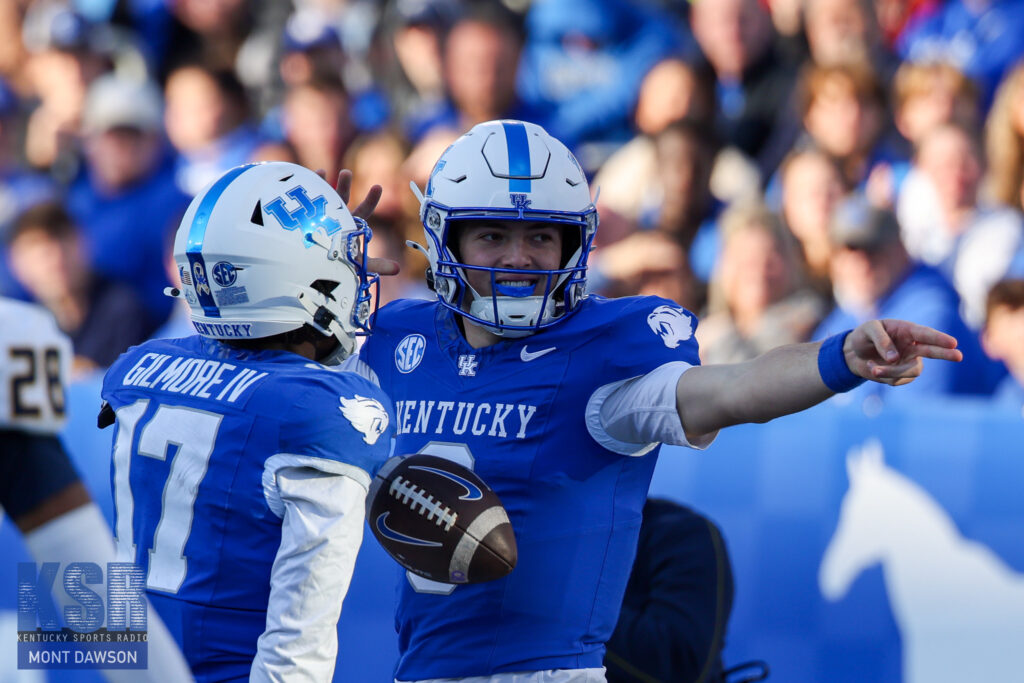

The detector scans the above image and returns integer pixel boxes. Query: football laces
[390,476,458,531]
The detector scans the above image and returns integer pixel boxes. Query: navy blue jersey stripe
[185,164,259,318]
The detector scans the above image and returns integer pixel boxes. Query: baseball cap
[395,0,462,27]
[82,74,163,135]
[22,4,93,53]
[283,10,342,52]
[829,197,901,251]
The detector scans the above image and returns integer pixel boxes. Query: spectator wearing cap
[7,202,154,376]
[377,0,463,142]
[164,63,261,195]
[981,279,1024,415]
[814,196,999,406]
[66,74,189,328]
[279,9,346,88]
[261,7,388,140]
[21,4,112,172]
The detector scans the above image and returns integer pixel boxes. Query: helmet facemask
[431,209,595,338]
[300,219,380,363]
[410,120,599,338]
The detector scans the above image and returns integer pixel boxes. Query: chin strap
[296,287,355,365]
[466,292,557,338]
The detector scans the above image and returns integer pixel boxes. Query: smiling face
[453,220,564,300]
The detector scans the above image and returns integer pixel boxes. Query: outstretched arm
[676,320,963,441]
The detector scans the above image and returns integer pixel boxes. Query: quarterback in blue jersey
[343,120,963,682]
[101,162,395,682]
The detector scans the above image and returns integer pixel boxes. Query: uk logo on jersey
[264,186,342,244]
[457,355,478,377]
[339,395,389,445]
[647,305,693,349]
[396,334,426,374]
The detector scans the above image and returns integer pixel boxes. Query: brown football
[367,454,517,584]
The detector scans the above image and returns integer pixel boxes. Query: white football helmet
[171,162,377,364]
[410,120,598,337]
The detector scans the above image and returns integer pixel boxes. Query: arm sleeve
[250,465,368,683]
[586,361,716,455]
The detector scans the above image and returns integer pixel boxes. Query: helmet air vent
[250,201,264,225]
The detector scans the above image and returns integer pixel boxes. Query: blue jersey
[358,295,701,679]
[101,335,394,682]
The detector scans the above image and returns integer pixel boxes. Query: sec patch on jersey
[367,454,517,584]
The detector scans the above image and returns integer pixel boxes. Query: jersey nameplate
[120,352,268,403]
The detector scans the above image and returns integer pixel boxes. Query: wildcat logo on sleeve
[339,395,389,445]
[647,305,693,349]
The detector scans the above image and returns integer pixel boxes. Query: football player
[1,296,192,682]
[99,162,395,681]
[341,120,962,682]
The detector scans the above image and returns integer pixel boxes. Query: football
[367,454,517,584]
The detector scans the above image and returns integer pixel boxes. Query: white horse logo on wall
[819,440,1024,683]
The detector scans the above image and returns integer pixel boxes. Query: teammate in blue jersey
[342,119,963,682]
[100,162,395,682]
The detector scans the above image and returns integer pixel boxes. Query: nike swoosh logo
[409,465,483,501]
[375,512,443,547]
[520,346,556,362]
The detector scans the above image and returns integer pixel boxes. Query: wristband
[817,331,866,393]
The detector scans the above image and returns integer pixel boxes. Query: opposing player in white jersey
[1,296,192,682]
[100,162,395,681]
[342,120,963,682]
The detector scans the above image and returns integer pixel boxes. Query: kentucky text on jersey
[192,322,254,337]
[120,352,268,402]
[394,400,538,439]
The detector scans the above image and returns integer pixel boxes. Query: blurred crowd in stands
[1,0,1023,414]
